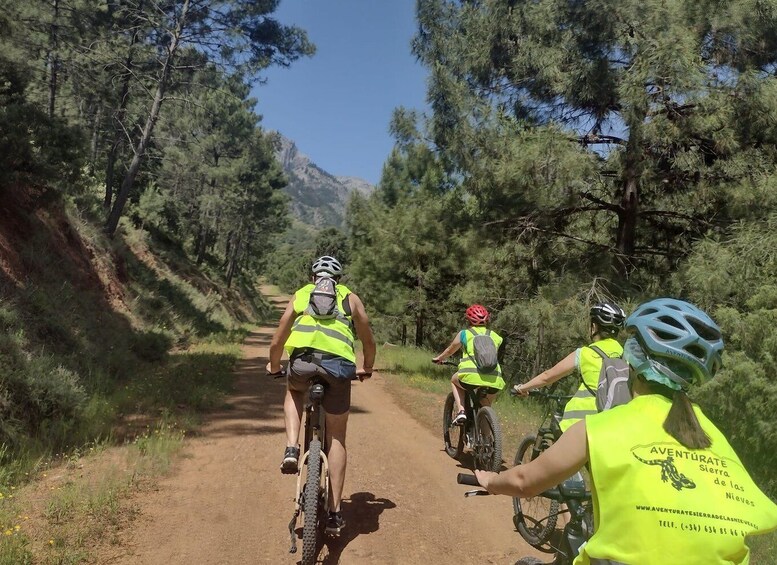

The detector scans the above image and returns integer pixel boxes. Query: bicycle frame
[521,390,593,563]
[540,476,592,565]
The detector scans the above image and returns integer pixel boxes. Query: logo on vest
[632,445,697,491]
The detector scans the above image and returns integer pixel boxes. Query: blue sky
[253,0,429,186]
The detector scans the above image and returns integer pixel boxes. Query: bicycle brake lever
[464,489,490,497]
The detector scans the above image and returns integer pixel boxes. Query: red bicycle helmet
[465,304,490,325]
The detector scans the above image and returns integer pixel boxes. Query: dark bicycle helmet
[311,255,343,277]
[590,301,626,329]
[465,304,490,325]
[625,298,723,388]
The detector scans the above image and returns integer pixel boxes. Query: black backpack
[582,345,632,412]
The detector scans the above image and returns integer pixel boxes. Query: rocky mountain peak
[272,133,374,228]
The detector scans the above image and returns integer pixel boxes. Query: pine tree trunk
[615,118,644,278]
[47,0,60,118]
[105,0,190,235]
[103,0,145,211]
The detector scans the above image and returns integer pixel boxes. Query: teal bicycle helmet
[624,298,723,388]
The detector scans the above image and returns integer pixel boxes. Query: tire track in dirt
[104,290,545,564]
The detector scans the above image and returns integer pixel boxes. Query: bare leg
[284,387,304,447]
[451,373,466,413]
[325,411,349,512]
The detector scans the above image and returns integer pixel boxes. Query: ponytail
[639,376,711,449]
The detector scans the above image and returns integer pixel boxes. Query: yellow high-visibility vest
[457,326,504,389]
[575,394,777,565]
[284,283,355,363]
[560,338,623,432]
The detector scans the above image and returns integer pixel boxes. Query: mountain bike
[457,470,593,565]
[511,389,593,557]
[269,370,329,565]
[436,359,503,472]
[271,367,370,565]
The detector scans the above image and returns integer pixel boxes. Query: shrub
[129,331,172,362]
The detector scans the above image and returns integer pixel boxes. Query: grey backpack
[305,277,340,319]
[468,328,499,372]
[583,345,632,411]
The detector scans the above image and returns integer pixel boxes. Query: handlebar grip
[457,473,480,486]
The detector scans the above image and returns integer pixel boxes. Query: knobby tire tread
[512,435,560,547]
[442,392,463,458]
[301,439,322,565]
[476,406,503,472]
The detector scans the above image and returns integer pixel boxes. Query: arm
[267,299,297,373]
[514,350,577,395]
[433,333,463,362]
[475,420,589,496]
[349,292,376,373]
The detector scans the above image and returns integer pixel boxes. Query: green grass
[377,344,544,448]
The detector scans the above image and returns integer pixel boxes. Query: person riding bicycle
[433,304,505,425]
[475,298,777,564]
[266,255,376,535]
[513,301,626,431]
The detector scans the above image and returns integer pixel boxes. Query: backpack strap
[341,292,352,317]
[580,345,608,397]
[587,345,609,359]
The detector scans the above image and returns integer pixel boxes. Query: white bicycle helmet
[590,301,626,329]
[311,255,343,277]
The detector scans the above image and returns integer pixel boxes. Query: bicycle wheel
[475,406,503,472]
[442,392,463,458]
[301,439,324,565]
[512,434,559,547]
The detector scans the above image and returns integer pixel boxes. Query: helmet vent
[657,315,684,330]
[685,343,707,361]
[687,318,721,341]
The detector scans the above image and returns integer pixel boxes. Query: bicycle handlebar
[432,358,458,366]
[457,473,480,486]
[510,386,572,402]
[267,369,285,379]
[457,473,491,497]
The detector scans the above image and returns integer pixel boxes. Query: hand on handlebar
[432,357,443,364]
[512,384,530,397]
[265,361,285,378]
[356,369,373,382]
[474,469,499,492]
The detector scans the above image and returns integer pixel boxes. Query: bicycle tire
[442,392,463,458]
[475,406,503,472]
[301,438,323,565]
[512,434,559,547]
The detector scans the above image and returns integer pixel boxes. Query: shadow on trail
[193,327,287,439]
[447,450,509,473]
[318,492,397,564]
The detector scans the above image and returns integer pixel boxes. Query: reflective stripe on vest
[575,395,777,565]
[457,326,505,389]
[284,283,356,363]
[560,338,623,432]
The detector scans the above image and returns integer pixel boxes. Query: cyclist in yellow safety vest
[475,298,777,564]
[433,304,505,425]
[514,302,626,431]
[266,255,376,536]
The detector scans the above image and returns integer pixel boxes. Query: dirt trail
[106,290,544,564]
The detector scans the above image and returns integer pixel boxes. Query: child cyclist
[433,304,506,425]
